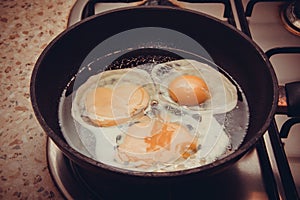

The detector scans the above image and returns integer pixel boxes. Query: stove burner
[47,138,99,199]
[281,1,300,36]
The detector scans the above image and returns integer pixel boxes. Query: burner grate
[236,0,300,199]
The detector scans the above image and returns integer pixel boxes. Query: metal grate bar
[266,47,300,58]
[256,138,281,200]
[234,0,252,36]
[279,117,300,138]
[268,119,299,200]
[245,0,293,17]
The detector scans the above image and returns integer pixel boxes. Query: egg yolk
[168,75,209,106]
[85,84,149,127]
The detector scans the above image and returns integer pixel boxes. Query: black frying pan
[30,6,278,198]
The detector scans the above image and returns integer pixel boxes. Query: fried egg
[151,59,238,114]
[113,112,231,171]
[71,67,155,129]
[115,116,198,169]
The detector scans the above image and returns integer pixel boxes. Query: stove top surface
[49,0,300,199]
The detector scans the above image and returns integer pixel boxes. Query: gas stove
[48,0,300,199]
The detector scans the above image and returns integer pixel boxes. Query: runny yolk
[143,121,198,158]
[144,122,174,152]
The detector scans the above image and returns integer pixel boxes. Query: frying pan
[30,6,278,198]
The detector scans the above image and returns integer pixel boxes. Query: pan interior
[58,47,250,172]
